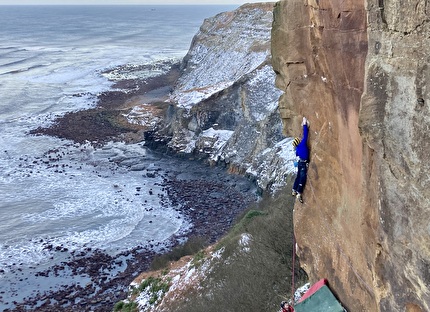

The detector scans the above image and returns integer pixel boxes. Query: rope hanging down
[292,233,296,300]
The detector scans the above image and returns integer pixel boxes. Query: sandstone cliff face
[361,1,430,311]
[272,0,430,311]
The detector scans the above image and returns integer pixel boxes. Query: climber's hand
[302,117,308,126]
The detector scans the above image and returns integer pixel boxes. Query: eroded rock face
[272,0,371,309]
[147,3,298,191]
[360,1,430,311]
[272,0,430,311]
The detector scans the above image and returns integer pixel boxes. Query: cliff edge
[145,3,297,192]
[272,0,430,311]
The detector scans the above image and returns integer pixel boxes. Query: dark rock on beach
[29,61,180,146]
[12,59,258,312]
[7,168,256,312]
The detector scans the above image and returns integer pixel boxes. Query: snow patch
[294,282,311,303]
[130,246,226,311]
[122,104,161,128]
[201,128,234,155]
[250,137,297,191]
[239,233,253,252]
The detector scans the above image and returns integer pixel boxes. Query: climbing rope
[292,232,296,301]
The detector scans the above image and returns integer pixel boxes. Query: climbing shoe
[296,193,303,203]
[292,190,298,197]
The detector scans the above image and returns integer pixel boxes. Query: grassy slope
[173,180,308,312]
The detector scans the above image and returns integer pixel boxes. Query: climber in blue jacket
[292,117,310,203]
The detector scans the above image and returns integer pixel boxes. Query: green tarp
[294,284,344,312]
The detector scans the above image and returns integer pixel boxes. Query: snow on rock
[172,80,234,109]
[294,282,311,303]
[247,138,298,191]
[239,233,253,252]
[168,128,198,154]
[123,104,162,129]
[196,128,233,155]
[170,4,274,109]
[143,3,296,192]
[102,59,179,82]
[127,246,225,312]
[246,64,281,122]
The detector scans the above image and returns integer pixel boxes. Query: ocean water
[0,5,247,310]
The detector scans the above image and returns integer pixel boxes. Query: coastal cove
[0,5,263,311]
[3,145,258,312]
[0,3,301,311]
[2,57,259,312]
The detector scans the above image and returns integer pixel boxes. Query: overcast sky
[0,0,266,4]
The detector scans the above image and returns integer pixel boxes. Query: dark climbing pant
[293,161,308,194]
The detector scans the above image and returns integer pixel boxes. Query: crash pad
[294,279,344,312]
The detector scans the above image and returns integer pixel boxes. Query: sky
[0,0,266,4]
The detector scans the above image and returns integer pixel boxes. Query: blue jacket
[296,124,309,161]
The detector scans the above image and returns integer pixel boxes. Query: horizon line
[0,3,245,5]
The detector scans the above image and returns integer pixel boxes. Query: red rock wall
[272,0,375,310]
[273,0,430,311]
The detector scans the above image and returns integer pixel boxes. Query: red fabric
[282,306,294,312]
[297,279,328,303]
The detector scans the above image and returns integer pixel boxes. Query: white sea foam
[0,5,241,309]
[0,141,190,270]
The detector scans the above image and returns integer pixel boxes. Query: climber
[291,116,310,203]
[280,300,295,312]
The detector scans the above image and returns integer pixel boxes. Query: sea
[0,5,251,310]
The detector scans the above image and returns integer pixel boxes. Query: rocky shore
[9,170,256,312]
[10,4,293,310]
[7,65,258,312]
[30,61,181,146]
